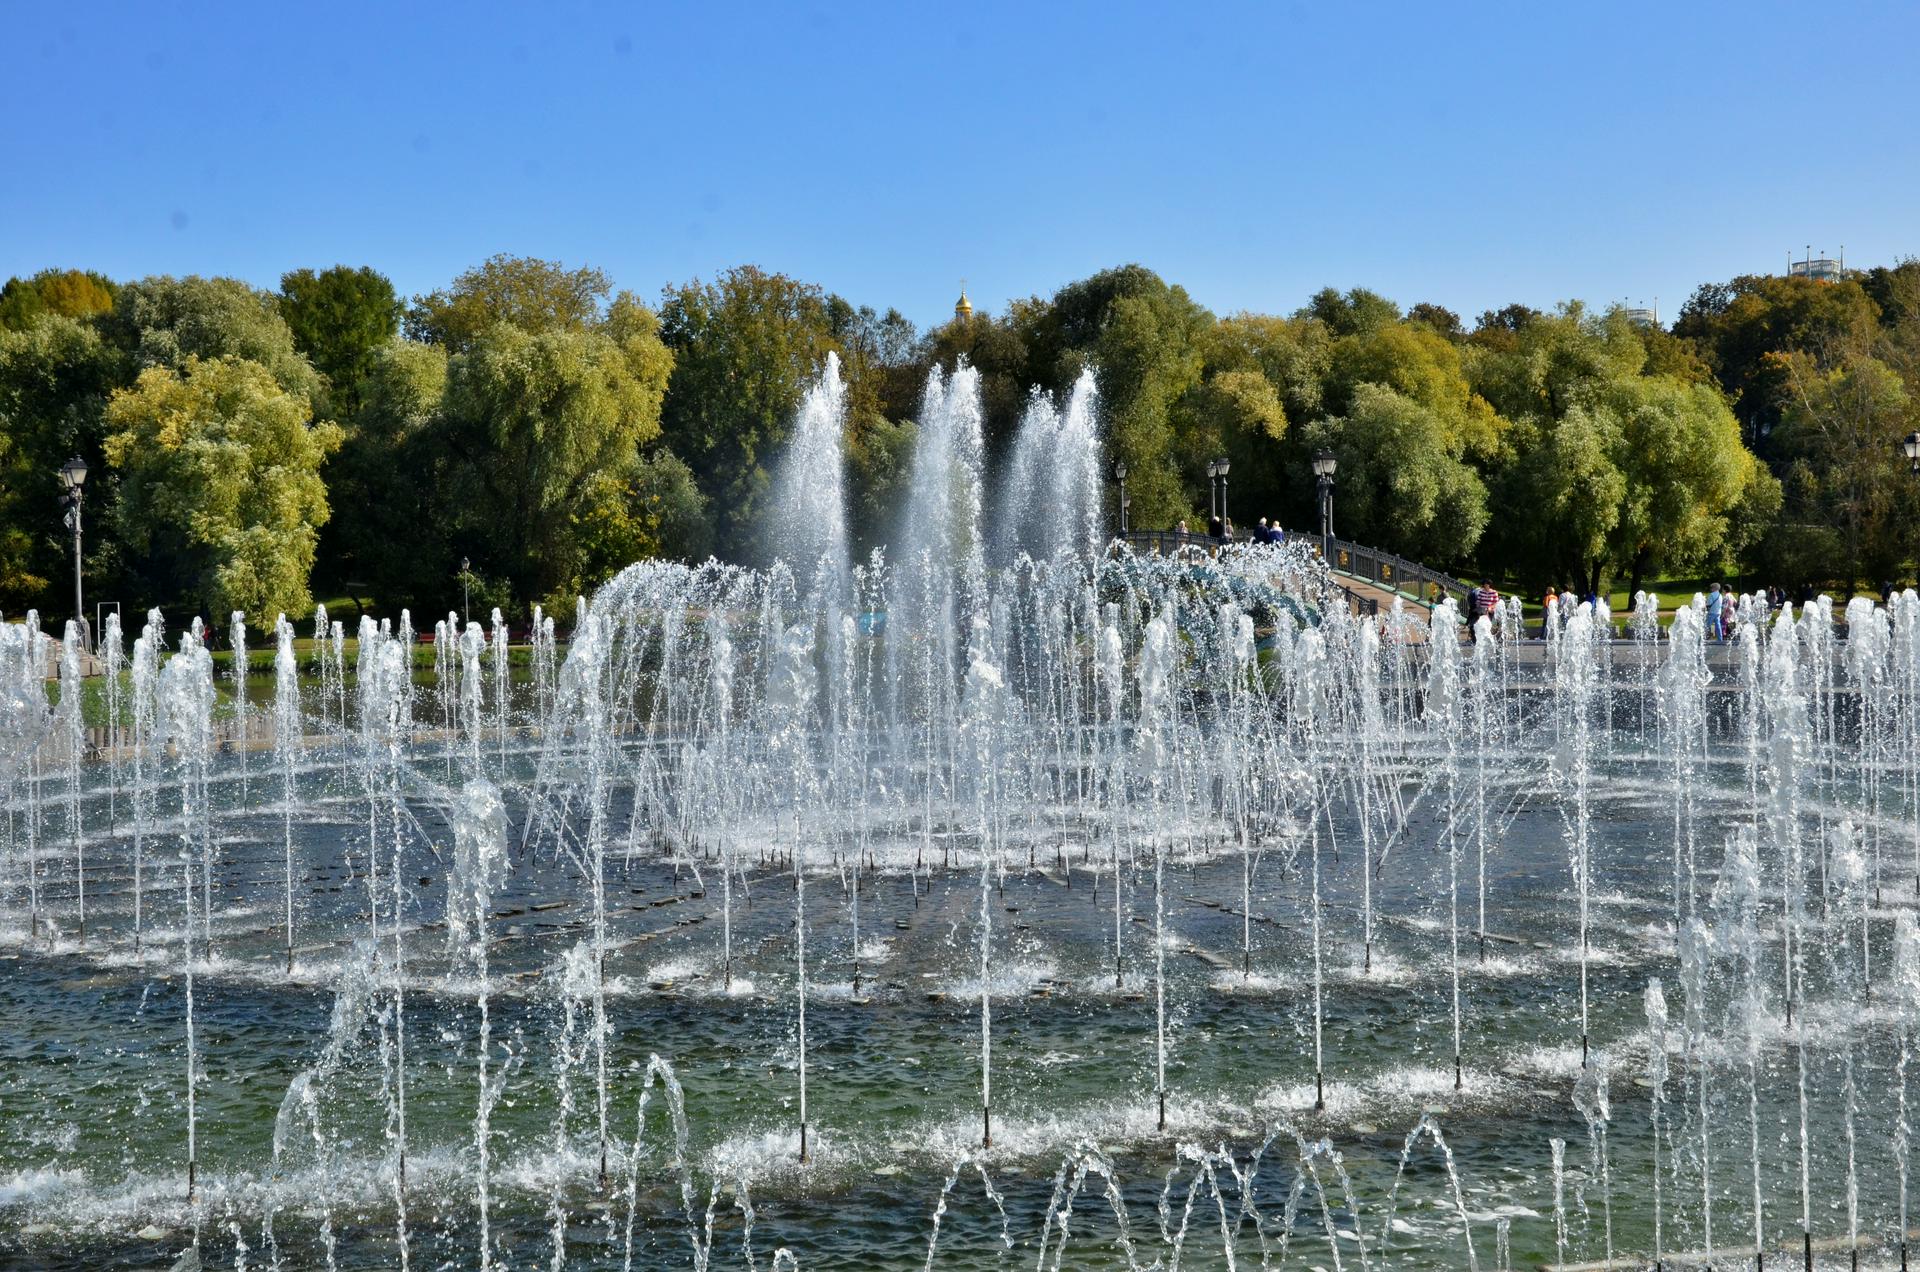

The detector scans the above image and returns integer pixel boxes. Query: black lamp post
[57,455,89,652]
[1205,459,1220,522]
[460,556,472,625]
[1214,457,1230,528]
[1904,431,1920,475]
[1311,448,1337,556]
[1110,460,1130,535]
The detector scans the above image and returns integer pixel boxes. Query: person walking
[1541,585,1557,639]
[1706,582,1724,642]
[1468,581,1499,641]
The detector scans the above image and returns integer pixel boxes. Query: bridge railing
[1116,529,1392,618]
[1316,533,1472,611]
[1116,529,1469,616]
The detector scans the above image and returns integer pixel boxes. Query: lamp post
[460,557,472,625]
[57,455,89,653]
[1213,456,1231,529]
[1205,459,1220,522]
[1904,431,1920,475]
[1311,448,1337,558]
[1110,460,1130,535]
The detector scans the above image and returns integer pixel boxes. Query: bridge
[1119,529,1471,621]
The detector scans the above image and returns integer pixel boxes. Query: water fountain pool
[4,359,1920,1270]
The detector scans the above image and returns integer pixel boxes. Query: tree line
[2,253,1917,627]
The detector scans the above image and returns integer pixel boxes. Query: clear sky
[5,1,1916,331]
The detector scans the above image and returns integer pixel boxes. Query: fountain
[10,356,1920,1270]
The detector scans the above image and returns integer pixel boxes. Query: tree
[439,294,674,608]
[328,337,452,609]
[279,265,402,417]
[1767,350,1915,591]
[1405,302,1464,340]
[0,269,117,331]
[658,267,841,560]
[1300,287,1400,338]
[1301,384,1488,563]
[1025,265,1213,528]
[1600,376,1761,597]
[0,315,127,612]
[1673,273,1881,444]
[408,254,611,351]
[107,275,322,402]
[103,356,342,618]
[1487,405,1625,594]
[1326,320,1503,459]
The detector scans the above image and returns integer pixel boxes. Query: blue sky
[5,1,1916,330]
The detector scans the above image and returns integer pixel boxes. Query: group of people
[1172,516,1288,545]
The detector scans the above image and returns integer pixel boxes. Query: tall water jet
[273,615,299,971]
[130,617,159,951]
[1659,602,1708,928]
[160,630,215,1200]
[1645,979,1670,1270]
[1678,915,1713,1254]
[230,611,248,796]
[767,617,818,1161]
[101,612,122,833]
[1470,615,1493,963]
[772,351,853,611]
[962,615,1005,1147]
[1894,914,1920,1272]
[1766,604,1815,1266]
[709,611,737,989]
[453,779,508,1272]
[1427,600,1465,1089]
[1139,601,1178,1130]
[58,622,84,945]
[1557,602,1599,1064]
[1295,624,1330,1111]
[995,370,1102,566]
[1573,1054,1613,1268]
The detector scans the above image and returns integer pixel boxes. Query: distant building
[1623,306,1658,329]
[954,287,973,320]
[1788,250,1846,282]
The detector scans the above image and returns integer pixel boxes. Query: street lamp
[57,456,89,652]
[460,556,472,625]
[1311,448,1337,555]
[1110,460,1130,535]
[1213,456,1231,528]
[1904,431,1920,475]
[1205,459,1220,522]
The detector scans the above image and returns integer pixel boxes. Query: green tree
[1600,376,1762,597]
[408,254,611,351]
[1767,350,1915,591]
[658,267,841,560]
[1025,265,1213,528]
[1300,286,1401,338]
[1302,384,1488,563]
[279,265,402,417]
[0,269,118,331]
[329,337,453,609]
[103,356,342,618]
[1326,320,1504,459]
[439,294,675,608]
[1487,404,1625,594]
[0,315,127,612]
[1673,273,1881,444]
[1405,302,1464,340]
[107,275,322,401]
